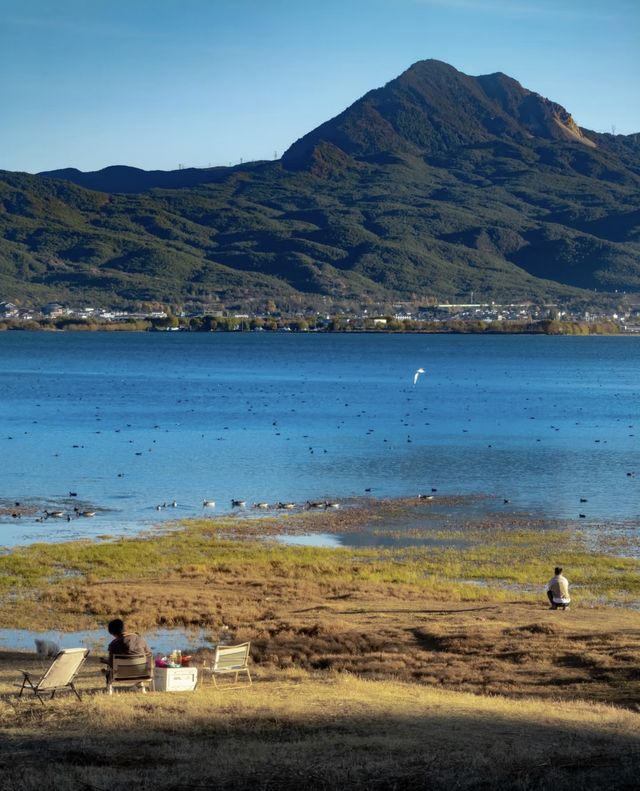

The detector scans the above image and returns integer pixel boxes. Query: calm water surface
[0,626,213,654]
[0,332,638,546]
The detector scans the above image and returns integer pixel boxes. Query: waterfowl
[324,501,340,509]
[276,502,295,510]
[202,500,216,507]
[306,500,325,509]
[46,510,65,518]
[253,502,269,509]
[231,499,246,507]
[80,510,96,517]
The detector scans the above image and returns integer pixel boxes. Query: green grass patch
[1,514,638,612]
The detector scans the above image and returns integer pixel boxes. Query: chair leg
[70,682,82,702]
[209,669,252,689]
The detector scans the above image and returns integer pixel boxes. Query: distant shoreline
[0,318,626,336]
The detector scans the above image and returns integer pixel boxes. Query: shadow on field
[1,689,639,791]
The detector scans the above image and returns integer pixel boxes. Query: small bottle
[176,649,182,666]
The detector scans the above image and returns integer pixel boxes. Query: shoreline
[0,319,628,335]
[3,492,639,555]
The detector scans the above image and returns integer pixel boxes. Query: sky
[1,0,638,174]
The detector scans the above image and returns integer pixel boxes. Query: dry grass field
[0,662,639,790]
[0,502,638,788]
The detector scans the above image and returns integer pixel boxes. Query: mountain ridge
[0,59,637,310]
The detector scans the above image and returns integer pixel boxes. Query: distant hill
[1,59,639,310]
[37,161,268,194]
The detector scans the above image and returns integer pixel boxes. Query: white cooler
[154,666,198,692]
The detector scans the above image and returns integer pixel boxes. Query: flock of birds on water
[6,494,344,524]
[155,498,341,511]
[1,360,638,533]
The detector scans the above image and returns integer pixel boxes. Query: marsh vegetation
[1,502,638,788]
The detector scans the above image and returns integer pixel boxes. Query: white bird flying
[413,368,425,386]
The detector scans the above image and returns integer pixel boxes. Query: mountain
[1,59,639,311]
[282,60,596,168]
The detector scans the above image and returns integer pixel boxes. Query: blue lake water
[0,626,213,654]
[0,331,638,547]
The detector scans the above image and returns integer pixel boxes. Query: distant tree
[202,316,218,332]
[289,319,309,332]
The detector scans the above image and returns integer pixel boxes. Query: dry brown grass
[2,519,639,708]
[14,564,637,709]
[10,571,640,707]
[0,660,639,791]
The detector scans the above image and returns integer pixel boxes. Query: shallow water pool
[0,626,213,653]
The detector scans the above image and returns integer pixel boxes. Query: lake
[0,331,638,547]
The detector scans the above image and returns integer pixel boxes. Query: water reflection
[275,533,343,548]
[275,531,471,550]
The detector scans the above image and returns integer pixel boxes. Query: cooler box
[154,666,198,692]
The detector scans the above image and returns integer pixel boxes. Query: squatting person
[546,567,571,610]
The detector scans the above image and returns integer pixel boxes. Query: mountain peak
[282,60,595,169]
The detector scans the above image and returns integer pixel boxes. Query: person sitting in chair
[101,618,152,684]
[546,567,571,610]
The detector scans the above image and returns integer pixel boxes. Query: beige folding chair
[202,642,252,688]
[18,647,90,704]
[107,654,155,695]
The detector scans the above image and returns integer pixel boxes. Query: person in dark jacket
[106,618,152,660]
[101,618,152,684]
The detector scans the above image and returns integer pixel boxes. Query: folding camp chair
[18,647,89,704]
[107,654,154,694]
[201,642,252,688]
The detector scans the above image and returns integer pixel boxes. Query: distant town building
[0,302,19,318]
[40,302,66,317]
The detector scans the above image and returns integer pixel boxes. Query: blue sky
[1,0,638,173]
